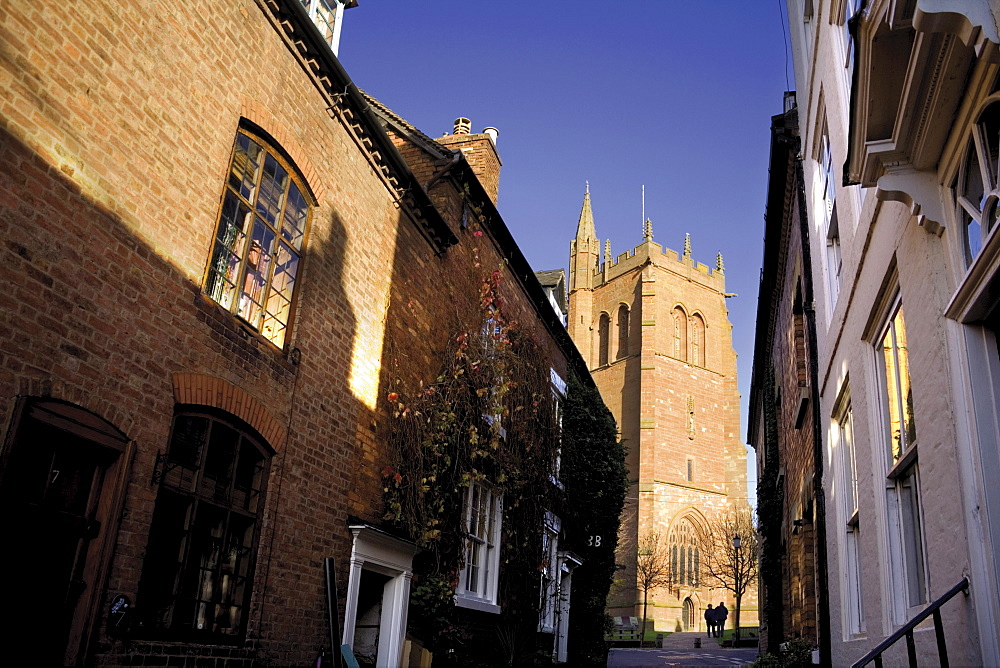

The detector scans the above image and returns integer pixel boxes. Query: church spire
[569,182,601,293]
[575,182,598,243]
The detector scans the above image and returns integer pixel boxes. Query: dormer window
[300,0,352,56]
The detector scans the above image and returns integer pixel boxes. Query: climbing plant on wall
[757,363,785,654]
[380,261,561,662]
[560,372,627,666]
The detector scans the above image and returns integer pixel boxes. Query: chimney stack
[438,117,502,204]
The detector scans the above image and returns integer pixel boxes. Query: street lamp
[733,535,741,647]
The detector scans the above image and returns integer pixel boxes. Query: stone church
[566,187,756,633]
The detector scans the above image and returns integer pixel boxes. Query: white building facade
[783,0,1000,665]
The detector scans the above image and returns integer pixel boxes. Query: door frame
[0,397,134,666]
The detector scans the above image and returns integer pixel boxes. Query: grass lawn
[714,628,760,647]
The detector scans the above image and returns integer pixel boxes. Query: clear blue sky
[340,2,792,503]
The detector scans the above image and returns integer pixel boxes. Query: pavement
[608,632,759,667]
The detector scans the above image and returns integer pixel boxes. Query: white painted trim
[454,594,501,615]
[951,322,1000,665]
[342,525,418,668]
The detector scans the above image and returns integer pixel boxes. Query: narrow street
[608,632,758,667]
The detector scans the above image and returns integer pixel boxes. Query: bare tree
[635,531,672,647]
[700,507,759,643]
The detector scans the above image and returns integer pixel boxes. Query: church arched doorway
[683,597,695,631]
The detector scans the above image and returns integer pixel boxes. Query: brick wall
[437,131,502,203]
[1,1,578,665]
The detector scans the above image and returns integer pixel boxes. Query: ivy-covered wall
[560,373,628,666]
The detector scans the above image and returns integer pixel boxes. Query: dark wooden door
[0,419,114,666]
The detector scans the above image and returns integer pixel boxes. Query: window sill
[886,445,917,480]
[454,594,501,615]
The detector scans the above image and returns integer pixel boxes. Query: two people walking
[704,602,728,638]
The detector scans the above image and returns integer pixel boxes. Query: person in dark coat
[716,602,729,637]
[704,604,715,637]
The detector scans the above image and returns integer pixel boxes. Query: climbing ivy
[560,373,627,666]
[380,262,560,662]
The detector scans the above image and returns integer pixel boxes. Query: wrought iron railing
[851,577,970,668]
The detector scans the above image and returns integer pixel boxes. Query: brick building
[566,189,756,634]
[748,95,827,657]
[757,1,1000,665]
[0,1,617,666]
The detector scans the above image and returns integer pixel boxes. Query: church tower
[566,188,754,633]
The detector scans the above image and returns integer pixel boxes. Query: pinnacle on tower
[605,239,612,265]
[575,183,597,243]
[643,218,654,241]
[684,233,692,259]
[716,252,725,272]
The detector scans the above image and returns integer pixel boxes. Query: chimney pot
[483,127,499,145]
[453,117,471,135]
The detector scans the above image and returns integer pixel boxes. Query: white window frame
[538,512,561,634]
[551,369,567,485]
[301,0,347,56]
[820,126,843,307]
[832,389,865,638]
[838,0,863,71]
[872,296,928,620]
[954,98,1000,268]
[456,481,502,614]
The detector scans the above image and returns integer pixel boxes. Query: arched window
[616,304,630,359]
[690,314,706,366]
[598,312,610,366]
[139,410,272,641]
[668,518,700,588]
[672,307,688,361]
[205,127,312,349]
[956,101,1000,266]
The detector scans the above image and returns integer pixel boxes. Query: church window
[690,314,706,366]
[138,410,271,641]
[687,396,695,440]
[672,307,688,361]
[616,304,630,359]
[955,101,1000,266]
[668,518,699,587]
[598,312,610,366]
[205,127,312,350]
